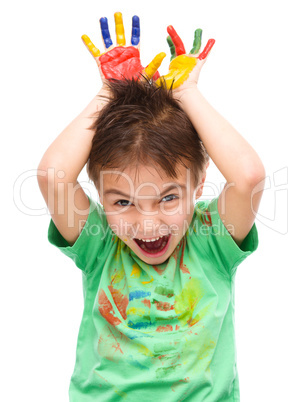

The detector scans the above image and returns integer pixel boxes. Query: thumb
[144,52,166,79]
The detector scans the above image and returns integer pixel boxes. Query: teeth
[138,235,165,242]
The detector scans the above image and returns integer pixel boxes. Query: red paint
[152,70,160,81]
[154,300,175,311]
[167,25,186,56]
[108,326,124,355]
[141,298,151,308]
[200,210,212,226]
[156,324,173,332]
[144,66,160,82]
[198,39,215,60]
[179,239,190,275]
[108,286,129,320]
[152,265,166,275]
[175,325,180,331]
[99,46,144,80]
[98,289,121,326]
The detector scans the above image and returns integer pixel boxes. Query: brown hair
[87,77,209,190]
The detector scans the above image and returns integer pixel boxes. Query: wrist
[173,86,200,104]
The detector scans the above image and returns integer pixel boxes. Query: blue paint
[131,15,140,46]
[128,320,152,330]
[127,332,152,339]
[127,355,150,370]
[129,289,151,301]
[100,17,113,48]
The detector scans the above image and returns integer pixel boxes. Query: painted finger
[198,39,215,60]
[81,34,101,58]
[144,52,166,78]
[167,36,176,61]
[190,29,202,54]
[167,25,186,56]
[114,12,126,46]
[131,15,140,46]
[100,17,113,49]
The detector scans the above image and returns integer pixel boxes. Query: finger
[167,25,186,56]
[167,36,176,61]
[144,52,166,78]
[131,15,140,46]
[198,39,215,60]
[189,28,202,54]
[81,34,101,58]
[114,12,126,46]
[100,17,113,49]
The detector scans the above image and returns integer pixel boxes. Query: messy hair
[87,77,209,190]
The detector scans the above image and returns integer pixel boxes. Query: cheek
[164,212,192,236]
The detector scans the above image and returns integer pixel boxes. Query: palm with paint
[81,12,166,82]
[156,26,215,91]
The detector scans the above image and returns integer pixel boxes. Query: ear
[195,175,206,199]
[98,189,103,205]
[195,161,209,199]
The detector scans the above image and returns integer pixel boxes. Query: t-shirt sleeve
[48,195,112,274]
[194,196,259,278]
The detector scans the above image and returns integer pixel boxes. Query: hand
[81,12,166,83]
[156,25,215,92]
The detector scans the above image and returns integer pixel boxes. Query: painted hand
[81,12,166,82]
[156,25,215,90]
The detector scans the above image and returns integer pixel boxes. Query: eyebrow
[104,184,187,198]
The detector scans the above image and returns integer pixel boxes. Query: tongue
[135,236,166,251]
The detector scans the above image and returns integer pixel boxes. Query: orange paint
[141,299,151,308]
[108,286,129,320]
[156,325,173,332]
[98,289,121,326]
[153,300,175,311]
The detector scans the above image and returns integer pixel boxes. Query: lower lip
[134,234,172,258]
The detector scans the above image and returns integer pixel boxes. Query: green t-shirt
[48,195,258,402]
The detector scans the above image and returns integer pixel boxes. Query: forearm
[178,88,265,189]
[38,87,109,183]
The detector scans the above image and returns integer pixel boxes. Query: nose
[132,209,164,238]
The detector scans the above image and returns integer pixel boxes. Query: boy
[38,13,265,402]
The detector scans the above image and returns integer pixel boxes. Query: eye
[161,194,179,202]
[115,200,133,207]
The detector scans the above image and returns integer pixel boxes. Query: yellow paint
[130,263,141,278]
[189,300,214,327]
[144,52,166,78]
[174,278,204,326]
[142,276,154,285]
[156,54,197,90]
[81,34,101,57]
[111,268,125,285]
[138,344,154,357]
[114,12,126,46]
[127,307,145,316]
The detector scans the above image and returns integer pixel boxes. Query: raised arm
[38,12,165,246]
[37,87,109,245]
[158,25,265,246]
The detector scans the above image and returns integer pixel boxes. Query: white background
[2,0,300,400]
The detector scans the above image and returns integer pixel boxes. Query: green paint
[154,285,174,298]
[154,342,177,354]
[167,35,176,61]
[155,315,175,321]
[189,28,202,55]
[156,364,181,378]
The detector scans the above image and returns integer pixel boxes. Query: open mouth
[134,234,172,257]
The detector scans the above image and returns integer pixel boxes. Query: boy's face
[98,163,206,265]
